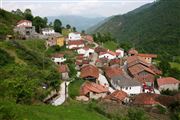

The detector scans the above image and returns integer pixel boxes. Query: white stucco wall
[17,21,32,27]
[159,84,179,91]
[68,33,81,40]
[99,53,116,60]
[52,57,66,63]
[89,92,107,100]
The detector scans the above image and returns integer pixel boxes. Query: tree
[0,49,14,66]
[53,19,62,33]
[14,9,24,17]
[43,17,48,27]
[24,9,33,21]
[81,30,85,35]
[33,16,46,33]
[49,22,53,27]
[66,24,71,29]
[72,27,76,32]
[159,60,171,76]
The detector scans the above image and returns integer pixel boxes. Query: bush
[0,48,14,66]
[127,108,149,120]
[155,104,167,114]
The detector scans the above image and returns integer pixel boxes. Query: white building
[97,74,109,88]
[77,47,94,57]
[110,76,142,95]
[42,28,55,35]
[51,53,66,64]
[99,50,116,60]
[116,48,124,58]
[157,77,180,91]
[68,32,81,40]
[66,40,84,49]
[17,20,32,27]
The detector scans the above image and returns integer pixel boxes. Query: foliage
[0,48,14,67]
[33,16,47,33]
[66,24,71,29]
[68,78,84,98]
[93,0,180,58]
[155,104,167,114]
[93,32,116,44]
[127,108,149,120]
[160,89,179,96]
[159,59,171,76]
[53,19,62,33]
[24,8,33,21]
[103,41,118,51]
[0,100,108,120]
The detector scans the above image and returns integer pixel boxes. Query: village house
[99,50,117,60]
[116,48,124,58]
[83,34,94,43]
[14,20,36,39]
[51,53,66,64]
[128,64,156,93]
[42,28,55,35]
[66,40,84,49]
[68,32,81,40]
[95,58,109,68]
[46,34,64,47]
[80,82,109,100]
[58,64,69,80]
[137,53,157,64]
[157,77,180,91]
[109,58,122,67]
[80,64,99,82]
[105,67,142,95]
[95,46,107,54]
[97,74,110,88]
[77,46,94,57]
[104,90,129,104]
[128,48,138,56]
[132,93,179,107]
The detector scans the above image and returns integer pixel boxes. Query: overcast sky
[2,0,154,17]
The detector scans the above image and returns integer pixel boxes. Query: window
[126,87,128,90]
[130,87,131,89]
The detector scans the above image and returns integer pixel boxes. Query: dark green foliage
[66,24,71,29]
[160,89,179,96]
[68,78,84,98]
[0,9,22,38]
[93,0,180,58]
[159,59,171,76]
[53,19,62,33]
[0,103,16,120]
[0,49,14,67]
[93,32,116,44]
[33,16,47,33]
[24,9,33,21]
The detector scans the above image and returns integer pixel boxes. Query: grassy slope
[0,100,108,120]
[103,41,118,51]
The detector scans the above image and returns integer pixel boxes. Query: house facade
[157,77,180,91]
[42,28,55,35]
[116,48,124,58]
[14,20,36,39]
[66,40,84,49]
[58,64,69,80]
[51,53,66,64]
[99,50,116,60]
[68,32,81,40]
[77,47,94,57]
[137,54,157,64]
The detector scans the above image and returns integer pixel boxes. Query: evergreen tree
[53,19,62,33]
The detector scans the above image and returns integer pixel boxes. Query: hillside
[48,15,105,31]
[0,9,22,38]
[91,0,180,58]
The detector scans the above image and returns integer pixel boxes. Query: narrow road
[52,81,69,106]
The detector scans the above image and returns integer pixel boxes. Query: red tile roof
[80,82,109,95]
[99,50,116,56]
[109,59,121,66]
[17,20,32,25]
[58,64,69,73]
[80,65,99,79]
[157,77,180,86]
[95,47,107,54]
[137,54,157,58]
[105,67,123,78]
[85,35,94,42]
[104,90,128,101]
[128,49,138,55]
[128,64,156,76]
[68,40,84,45]
[133,93,159,105]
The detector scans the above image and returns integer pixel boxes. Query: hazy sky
[1,0,154,17]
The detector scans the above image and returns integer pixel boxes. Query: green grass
[0,100,108,120]
[170,62,180,71]
[69,79,85,98]
[103,41,118,51]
